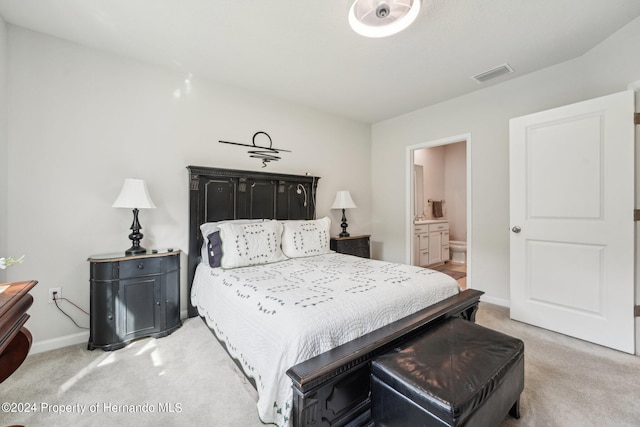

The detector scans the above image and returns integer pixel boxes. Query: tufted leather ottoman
[371,318,524,427]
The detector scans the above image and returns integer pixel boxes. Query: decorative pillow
[218,220,287,268]
[206,231,223,268]
[200,219,265,241]
[281,217,331,258]
[199,219,265,266]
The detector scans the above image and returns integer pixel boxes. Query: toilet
[449,240,467,264]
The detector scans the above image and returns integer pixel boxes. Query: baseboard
[31,311,190,355]
[479,294,510,308]
[31,331,90,354]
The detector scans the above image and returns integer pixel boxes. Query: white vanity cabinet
[413,220,449,267]
[428,222,449,265]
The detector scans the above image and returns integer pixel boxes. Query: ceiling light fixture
[348,0,421,38]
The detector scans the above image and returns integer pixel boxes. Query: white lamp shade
[112,179,156,209]
[331,191,357,209]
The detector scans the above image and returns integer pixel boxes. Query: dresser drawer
[119,257,163,279]
[330,235,371,259]
[414,225,429,234]
[428,222,449,232]
[339,238,368,251]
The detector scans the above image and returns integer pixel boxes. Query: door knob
[511,226,522,233]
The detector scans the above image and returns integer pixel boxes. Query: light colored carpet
[3,302,640,426]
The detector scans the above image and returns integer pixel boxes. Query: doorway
[406,133,472,287]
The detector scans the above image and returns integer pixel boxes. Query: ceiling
[1,0,639,124]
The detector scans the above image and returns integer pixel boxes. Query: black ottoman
[371,318,524,427]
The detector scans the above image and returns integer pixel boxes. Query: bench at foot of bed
[371,317,524,427]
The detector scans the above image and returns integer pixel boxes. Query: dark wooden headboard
[186,166,321,317]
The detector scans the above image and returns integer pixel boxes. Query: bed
[186,166,483,427]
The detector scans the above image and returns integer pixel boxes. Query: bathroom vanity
[413,220,450,267]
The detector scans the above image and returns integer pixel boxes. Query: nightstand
[330,235,371,259]
[87,249,181,351]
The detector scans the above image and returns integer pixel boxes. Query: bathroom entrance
[407,134,471,287]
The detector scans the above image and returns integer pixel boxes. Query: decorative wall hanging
[219,131,290,167]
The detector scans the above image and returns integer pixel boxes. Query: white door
[509,90,635,354]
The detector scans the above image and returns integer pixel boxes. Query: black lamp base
[124,208,146,255]
[125,245,147,255]
[339,208,350,238]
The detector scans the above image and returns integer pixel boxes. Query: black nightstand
[330,235,371,259]
[87,249,181,351]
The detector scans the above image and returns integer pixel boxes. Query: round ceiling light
[348,0,421,38]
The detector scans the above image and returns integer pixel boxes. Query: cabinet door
[163,256,181,330]
[414,233,429,266]
[442,231,449,245]
[118,277,162,342]
[429,232,443,264]
[89,281,116,347]
[419,249,430,267]
[418,233,429,250]
[442,231,450,263]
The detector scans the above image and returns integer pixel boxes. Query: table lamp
[331,190,356,237]
[112,178,156,255]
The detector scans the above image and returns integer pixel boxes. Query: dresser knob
[137,263,144,269]
[156,301,160,306]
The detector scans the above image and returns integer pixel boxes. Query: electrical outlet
[48,287,61,303]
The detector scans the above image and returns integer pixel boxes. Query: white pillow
[218,220,287,268]
[281,217,331,258]
[199,219,265,265]
[200,219,265,241]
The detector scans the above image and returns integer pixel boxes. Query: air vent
[471,63,514,84]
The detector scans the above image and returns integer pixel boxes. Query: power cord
[52,292,89,329]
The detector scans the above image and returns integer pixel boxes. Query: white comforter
[191,253,459,427]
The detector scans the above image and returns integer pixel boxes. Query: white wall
[444,142,466,242]
[5,26,371,351]
[372,16,640,305]
[0,16,6,283]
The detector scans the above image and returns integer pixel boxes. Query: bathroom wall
[444,142,467,241]
[413,142,467,241]
[414,146,445,218]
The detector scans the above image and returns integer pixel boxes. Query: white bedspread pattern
[191,253,459,427]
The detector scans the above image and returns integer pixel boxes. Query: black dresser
[330,235,371,259]
[87,249,181,351]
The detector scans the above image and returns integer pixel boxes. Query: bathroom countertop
[414,219,448,225]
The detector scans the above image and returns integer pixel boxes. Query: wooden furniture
[330,234,370,258]
[0,280,37,383]
[187,166,320,317]
[186,166,483,427]
[414,220,450,267]
[88,250,181,351]
[371,318,524,426]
